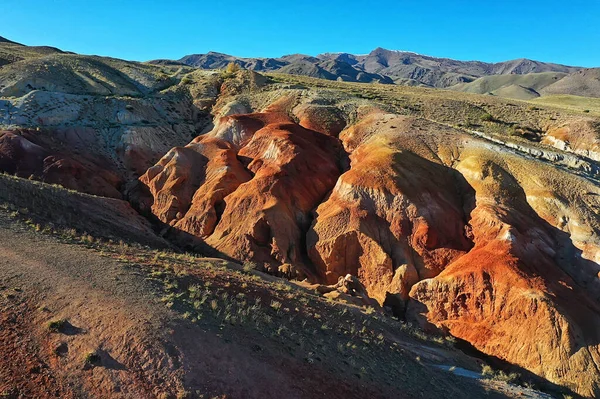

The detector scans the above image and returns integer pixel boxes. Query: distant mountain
[174,51,393,84]
[449,72,568,100]
[2,35,596,99]
[175,47,582,88]
[540,68,600,98]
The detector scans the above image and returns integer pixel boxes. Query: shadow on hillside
[95,349,127,371]
[407,160,600,397]
[453,337,582,398]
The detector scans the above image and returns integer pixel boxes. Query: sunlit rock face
[140,110,343,273]
[140,104,600,397]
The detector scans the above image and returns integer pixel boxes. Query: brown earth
[0,129,122,198]
[0,208,529,399]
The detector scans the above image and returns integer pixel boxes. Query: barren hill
[0,36,63,67]
[448,72,567,99]
[540,68,600,98]
[0,36,21,45]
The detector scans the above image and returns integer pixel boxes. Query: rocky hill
[0,36,64,67]
[540,68,600,98]
[176,51,393,84]
[448,72,568,100]
[2,37,600,398]
[174,47,584,90]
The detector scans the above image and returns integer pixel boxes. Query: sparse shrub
[242,261,257,273]
[444,335,457,347]
[364,306,376,315]
[220,62,242,79]
[584,109,590,113]
[226,62,241,74]
[270,300,282,311]
[481,364,494,376]
[84,351,101,366]
[481,113,494,122]
[509,126,522,136]
[481,364,519,384]
[48,319,67,332]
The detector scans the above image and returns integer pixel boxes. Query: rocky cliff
[138,91,600,396]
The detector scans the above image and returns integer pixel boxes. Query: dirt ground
[0,210,554,399]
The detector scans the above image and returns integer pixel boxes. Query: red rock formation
[307,114,473,305]
[0,130,122,198]
[294,103,346,136]
[409,152,600,397]
[139,107,600,396]
[140,111,343,272]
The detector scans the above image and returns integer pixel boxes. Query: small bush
[481,364,494,376]
[84,351,101,366]
[48,319,67,332]
[242,261,257,273]
[226,62,241,74]
[482,364,519,384]
[481,113,494,122]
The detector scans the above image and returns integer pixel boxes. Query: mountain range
[154,47,600,99]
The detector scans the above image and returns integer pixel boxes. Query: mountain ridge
[172,46,583,88]
[0,36,22,45]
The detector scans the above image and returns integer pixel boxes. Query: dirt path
[0,213,176,398]
[0,213,408,398]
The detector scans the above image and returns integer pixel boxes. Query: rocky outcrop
[0,130,122,198]
[140,110,343,273]
[543,120,600,162]
[307,114,474,305]
[410,147,600,397]
[138,105,600,395]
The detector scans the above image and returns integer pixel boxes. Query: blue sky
[1,0,599,66]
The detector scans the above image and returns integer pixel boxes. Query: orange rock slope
[140,110,343,274]
[139,105,600,397]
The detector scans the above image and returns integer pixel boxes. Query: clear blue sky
[1,0,599,66]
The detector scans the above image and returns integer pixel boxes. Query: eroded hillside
[2,41,600,398]
[135,72,600,397]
